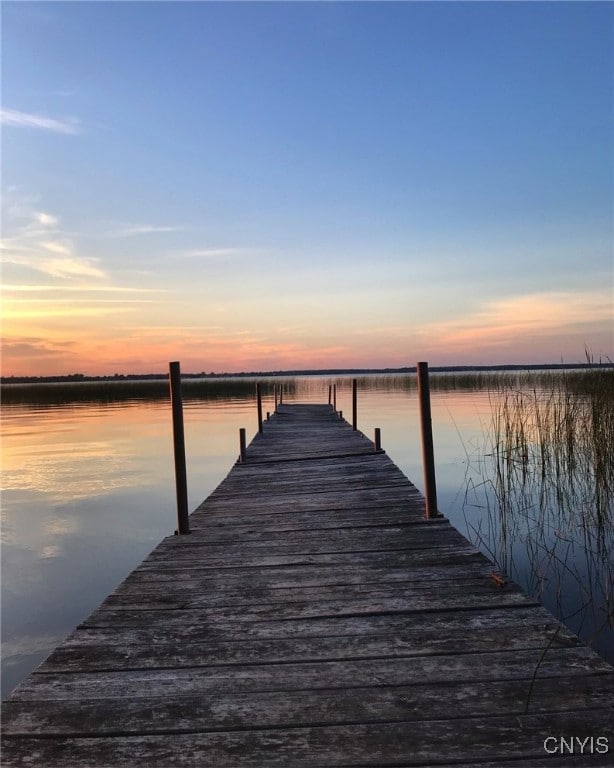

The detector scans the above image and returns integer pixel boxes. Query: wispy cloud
[0,108,80,135]
[107,225,183,238]
[40,240,72,256]
[6,305,136,319]
[180,248,248,259]
[36,212,59,227]
[38,257,107,279]
[1,199,109,281]
[3,234,107,280]
[1,202,61,236]
[9,298,160,305]
[1,337,74,361]
[418,290,614,351]
[3,247,107,281]
[4,284,164,294]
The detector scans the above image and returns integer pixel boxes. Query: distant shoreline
[2,362,612,386]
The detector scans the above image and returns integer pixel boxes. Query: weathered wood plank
[187,506,426,531]
[191,485,426,515]
[39,616,584,673]
[111,560,496,590]
[133,543,484,571]
[48,604,580,654]
[79,590,538,629]
[100,577,532,612]
[5,675,614,736]
[48,604,578,651]
[3,710,614,767]
[9,648,613,702]
[140,524,472,561]
[132,544,485,572]
[172,520,452,545]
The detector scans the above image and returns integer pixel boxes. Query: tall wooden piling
[239,427,246,463]
[256,383,263,434]
[169,361,190,535]
[417,361,438,519]
[352,378,357,430]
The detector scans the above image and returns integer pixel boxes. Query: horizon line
[3,361,613,384]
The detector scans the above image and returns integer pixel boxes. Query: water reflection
[1,373,612,698]
[2,406,152,502]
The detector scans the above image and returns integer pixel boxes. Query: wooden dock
[2,403,613,766]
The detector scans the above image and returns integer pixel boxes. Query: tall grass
[3,367,611,405]
[0,377,299,406]
[462,369,614,661]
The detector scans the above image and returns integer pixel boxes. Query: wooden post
[333,384,337,411]
[266,411,270,420]
[279,386,283,405]
[352,378,357,430]
[256,382,263,434]
[374,427,381,451]
[239,427,246,463]
[328,384,332,406]
[274,384,278,411]
[417,361,438,519]
[339,410,343,420]
[169,361,190,535]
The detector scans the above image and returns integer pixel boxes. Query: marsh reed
[461,369,614,661]
[0,377,299,406]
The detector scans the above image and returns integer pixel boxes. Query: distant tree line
[2,362,612,386]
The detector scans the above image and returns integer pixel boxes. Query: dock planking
[2,403,613,766]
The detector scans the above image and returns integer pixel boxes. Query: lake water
[2,374,612,698]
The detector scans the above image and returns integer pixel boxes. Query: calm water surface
[2,375,612,697]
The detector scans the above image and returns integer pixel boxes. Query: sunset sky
[2,1,612,376]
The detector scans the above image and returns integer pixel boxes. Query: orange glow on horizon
[3,331,612,377]
[2,290,611,377]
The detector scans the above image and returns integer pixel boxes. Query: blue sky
[2,1,612,375]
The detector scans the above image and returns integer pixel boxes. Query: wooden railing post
[169,361,190,535]
[333,384,337,411]
[256,383,263,434]
[352,378,357,430]
[417,361,438,519]
[374,427,381,451]
[274,384,278,411]
[239,427,246,463]
[328,384,332,406]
